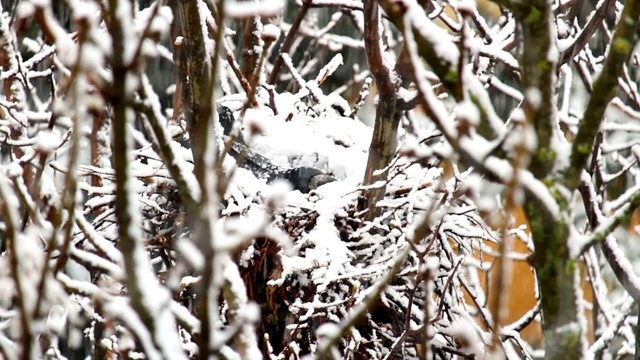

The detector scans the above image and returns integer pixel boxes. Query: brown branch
[0,176,33,360]
[223,37,254,101]
[578,176,640,300]
[268,0,312,84]
[557,0,616,70]
[358,0,402,219]
[363,0,393,96]
[242,16,262,85]
[566,0,640,190]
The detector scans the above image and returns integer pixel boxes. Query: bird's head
[217,105,235,136]
[283,167,335,193]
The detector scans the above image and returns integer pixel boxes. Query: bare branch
[268,0,313,84]
[567,0,640,189]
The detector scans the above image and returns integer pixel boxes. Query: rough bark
[358,0,401,220]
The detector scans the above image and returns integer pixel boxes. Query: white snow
[525,88,542,110]
[405,0,459,68]
[261,23,281,41]
[225,0,284,18]
[15,1,35,18]
[35,130,59,153]
[315,54,343,84]
[225,93,371,181]
[456,100,480,127]
[7,1,640,358]
[456,0,477,14]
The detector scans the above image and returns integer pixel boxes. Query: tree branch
[268,0,312,85]
[566,0,640,190]
[358,0,402,219]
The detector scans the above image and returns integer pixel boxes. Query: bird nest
[236,164,497,359]
[72,115,499,359]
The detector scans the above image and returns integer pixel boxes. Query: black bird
[217,106,335,193]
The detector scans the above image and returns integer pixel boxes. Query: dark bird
[217,106,335,193]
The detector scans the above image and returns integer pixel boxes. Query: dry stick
[24,74,58,231]
[381,179,449,360]
[573,58,594,93]
[555,0,580,14]
[24,7,92,342]
[188,0,228,356]
[134,80,200,214]
[583,249,610,342]
[0,20,35,337]
[578,165,640,357]
[429,258,464,324]
[109,0,186,357]
[489,132,525,353]
[429,2,459,32]
[53,43,87,276]
[0,175,33,360]
[214,132,239,204]
[129,0,162,69]
[420,266,433,360]
[12,174,56,330]
[620,63,640,108]
[241,16,262,86]
[200,11,255,105]
[315,242,412,358]
[170,0,224,349]
[455,11,468,110]
[267,0,313,84]
[584,132,608,352]
[578,177,640,300]
[349,76,372,118]
[22,84,60,329]
[468,6,493,43]
[314,175,449,358]
[253,36,274,82]
[557,0,616,70]
[458,278,494,338]
[222,37,254,102]
[505,301,542,334]
[1,0,32,193]
[566,0,640,190]
[385,233,437,359]
[242,33,278,111]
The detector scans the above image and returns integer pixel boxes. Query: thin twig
[268,0,313,84]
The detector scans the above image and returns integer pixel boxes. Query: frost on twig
[3,0,640,359]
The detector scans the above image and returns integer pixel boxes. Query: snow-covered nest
[237,163,495,358]
[213,95,497,358]
[76,89,499,359]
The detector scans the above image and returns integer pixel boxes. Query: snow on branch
[3,0,640,358]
